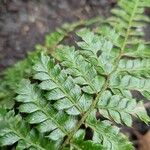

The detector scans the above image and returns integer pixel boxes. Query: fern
[0,18,100,110]
[15,79,77,141]
[0,0,150,149]
[0,108,55,149]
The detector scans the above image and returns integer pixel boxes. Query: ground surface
[0,0,150,149]
[0,0,116,71]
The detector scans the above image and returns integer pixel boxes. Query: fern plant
[0,18,100,109]
[0,0,150,149]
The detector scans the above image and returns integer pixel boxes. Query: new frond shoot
[0,0,150,150]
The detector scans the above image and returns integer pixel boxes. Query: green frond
[85,111,133,150]
[46,18,102,53]
[76,28,119,74]
[97,90,149,126]
[69,129,104,150]
[1,0,150,149]
[16,79,77,141]
[0,110,55,150]
[109,0,150,41]
[110,74,150,99]
[56,45,105,94]
[123,44,150,58]
[118,58,150,77]
[0,21,82,110]
[33,53,93,115]
[0,49,41,109]
[95,26,121,47]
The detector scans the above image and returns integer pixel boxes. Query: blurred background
[0,0,117,71]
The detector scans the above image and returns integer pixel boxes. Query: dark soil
[0,0,150,150]
[0,0,116,71]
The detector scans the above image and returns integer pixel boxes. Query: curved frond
[108,0,150,43]
[85,111,133,150]
[56,45,105,94]
[16,79,77,141]
[97,90,149,126]
[33,54,93,115]
[70,129,104,150]
[110,74,150,99]
[76,28,118,74]
[1,0,149,150]
[0,110,55,150]
[118,58,150,77]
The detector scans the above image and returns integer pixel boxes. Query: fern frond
[110,74,150,100]
[85,110,133,150]
[0,110,55,149]
[45,18,102,55]
[117,58,150,77]
[33,53,93,115]
[55,0,150,148]
[1,0,149,150]
[15,79,77,141]
[76,28,118,74]
[56,45,105,94]
[0,20,85,110]
[68,129,104,150]
[108,0,150,42]
[97,90,149,126]
[0,50,41,109]
[123,44,150,58]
